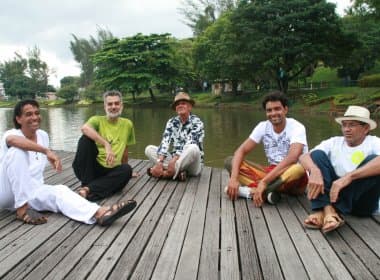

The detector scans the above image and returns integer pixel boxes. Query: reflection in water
[0,106,379,168]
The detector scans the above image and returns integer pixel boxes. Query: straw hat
[171,92,195,110]
[335,105,377,130]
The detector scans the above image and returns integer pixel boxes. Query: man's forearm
[6,135,49,154]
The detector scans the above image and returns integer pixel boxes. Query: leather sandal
[16,208,48,225]
[97,200,137,226]
[322,213,345,233]
[304,211,324,229]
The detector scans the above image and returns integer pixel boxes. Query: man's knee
[183,144,200,154]
[4,147,28,165]
[310,150,331,166]
[224,156,233,173]
[145,145,157,158]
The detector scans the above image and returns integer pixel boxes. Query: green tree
[70,28,114,87]
[194,13,243,94]
[179,0,237,35]
[0,53,33,99]
[93,33,178,102]
[171,38,200,91]
[225,0,354,93]
[338,15,380,80]
[27,46,49,98]
[57,76,80,102]
[0,48,52,99]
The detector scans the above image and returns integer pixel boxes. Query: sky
[0,0,351,88]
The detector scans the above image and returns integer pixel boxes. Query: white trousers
[145,144,202,179]
[0,147,99,224]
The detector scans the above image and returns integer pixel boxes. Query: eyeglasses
[341,122,366,129]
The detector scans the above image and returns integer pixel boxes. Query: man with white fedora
[300,105,380,233]
[145,92,204,181]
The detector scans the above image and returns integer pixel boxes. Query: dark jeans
[72,135,132,201]
[310,150,380,216]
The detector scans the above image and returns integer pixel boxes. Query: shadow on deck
[0,151,379,279]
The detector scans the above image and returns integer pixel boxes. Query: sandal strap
[17,208,47,225]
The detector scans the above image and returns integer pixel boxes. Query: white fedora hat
[335,105,377,130]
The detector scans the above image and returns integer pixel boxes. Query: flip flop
[16,208,48,225]
[304,211,324,229]
[322,213,345,233]
[97,200,137,226]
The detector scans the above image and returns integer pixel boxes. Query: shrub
[358,74,380,87]
[301,92,333,105]
[334,94,357,106]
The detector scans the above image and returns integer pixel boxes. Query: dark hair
[262,91,288,110]
[13,99,40,129]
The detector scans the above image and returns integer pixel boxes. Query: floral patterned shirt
[157,113,204,160]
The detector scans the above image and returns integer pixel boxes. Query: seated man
[0,100,136,226]
[72,90,136,201]
[225,91,308,207]
[145,92,204,181]
[300,106,380,233]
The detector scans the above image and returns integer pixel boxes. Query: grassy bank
[1,86,380,111]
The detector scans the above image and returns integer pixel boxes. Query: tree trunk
[231,80,238,95]
[277,77,288,94]
[148,87,156,102]
[132,91,136,102]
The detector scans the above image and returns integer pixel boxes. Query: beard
[106,109,122,119]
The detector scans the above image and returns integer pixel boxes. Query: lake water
[1,105,379,168]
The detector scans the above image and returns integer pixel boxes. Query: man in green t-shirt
[72,90,136,201]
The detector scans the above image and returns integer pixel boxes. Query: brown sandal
[304,211,324,229]
[322,213,345,233]
[176,171,187,181]
[97,200,137,226]
[16,208,47,225]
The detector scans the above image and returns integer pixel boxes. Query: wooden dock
[0,151,379,279]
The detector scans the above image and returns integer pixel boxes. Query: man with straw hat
[301,105,380,233]
[145,92,204,181]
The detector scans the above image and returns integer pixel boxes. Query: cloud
[0,0,351,88]
[0,0,192,87]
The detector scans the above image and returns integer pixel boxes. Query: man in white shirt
[0,100,136,226]
[301,105,380,233]
[226,91,308,207]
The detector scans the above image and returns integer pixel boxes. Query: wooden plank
[198,168,221,280]
[175,167,212,280]
[0,215,22,239]
[0,214,70,278]
[234,198,263,280]
[262,203,308,279]
[325,231,376,279]
[127,180,187,280]
[150,176,201,280]
[338,222,380,278]
[220,169,240,280]
[248,202,283,280]
[279,196,332,279]
[293,195,354,280]
[62,162,153,280]
[106,179,176,279]
[344,215,380,256]
[6,221,83,280]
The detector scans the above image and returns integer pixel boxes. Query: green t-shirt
[87,116,136,167]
